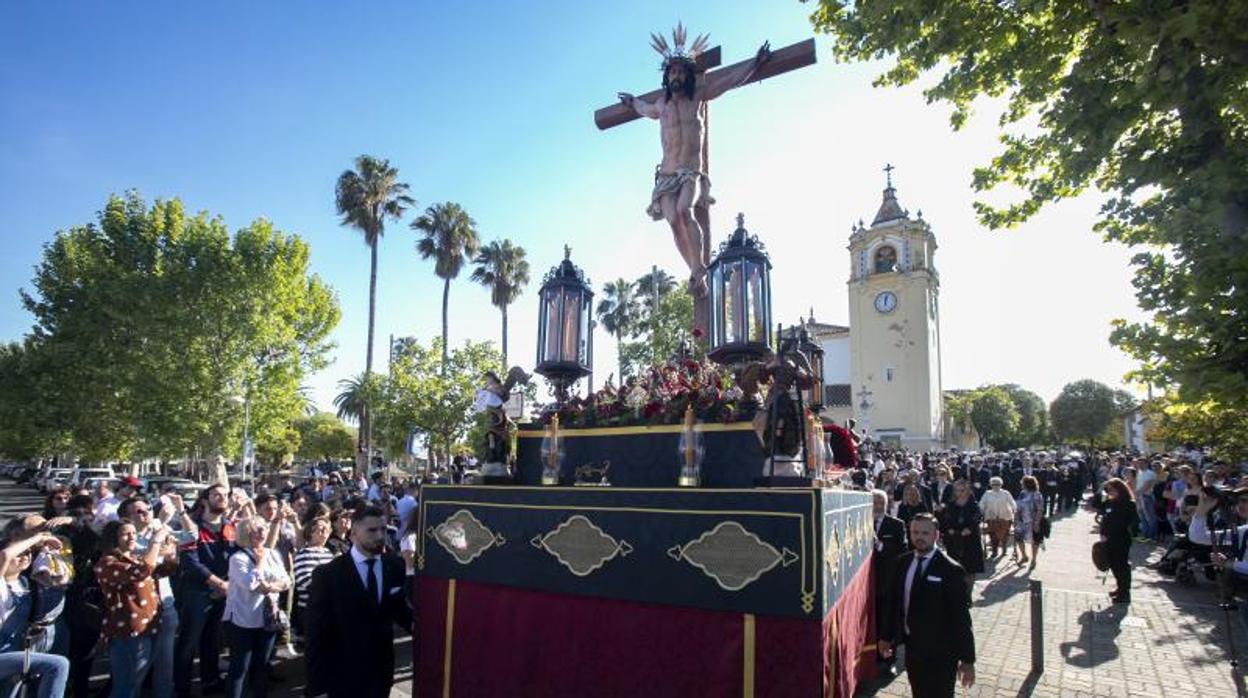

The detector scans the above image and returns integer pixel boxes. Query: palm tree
[470,239,530,367]
[597,278,640,381]
[412,202,480,373]
[335,155,414,460]
[332,374,368,424]
[634,267,677,314]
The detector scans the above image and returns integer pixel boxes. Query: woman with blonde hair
[896,484,930,526]
[223,517,290,698]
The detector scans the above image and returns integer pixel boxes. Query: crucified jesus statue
[615,25,770,300]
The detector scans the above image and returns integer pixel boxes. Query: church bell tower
[847,168,944,449]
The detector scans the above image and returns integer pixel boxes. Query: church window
[874,245,898,274]
[885,367,895,382]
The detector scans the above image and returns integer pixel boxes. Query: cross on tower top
[884,163,896,189]
[563,244,572,260]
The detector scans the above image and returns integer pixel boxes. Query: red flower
[692,327,704,339]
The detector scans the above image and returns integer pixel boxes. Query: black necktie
[364,558,379,605]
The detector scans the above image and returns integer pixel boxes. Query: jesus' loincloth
[647,167,715,221]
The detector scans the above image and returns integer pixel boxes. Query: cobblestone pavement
[858,499,1248,697]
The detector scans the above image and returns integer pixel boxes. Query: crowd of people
[2,444,1243,698]
[0,469,417,698]
[851,443,1247,697]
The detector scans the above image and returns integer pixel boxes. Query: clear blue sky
[0,1,1145,412]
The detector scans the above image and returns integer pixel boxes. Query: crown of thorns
[650,22,709,67]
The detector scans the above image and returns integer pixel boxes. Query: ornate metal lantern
[535,246,594,403]
[797,322,825,412]
[707,213,773,366]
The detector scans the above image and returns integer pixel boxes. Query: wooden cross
[594,36,816,338]
[594,37,815,255]
[594,38,817,131]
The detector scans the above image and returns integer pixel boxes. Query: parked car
[13,466,38,484]
[37,468,73,493]
[70,466,115,488]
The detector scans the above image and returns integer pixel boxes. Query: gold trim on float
[442,579,456,698]
[516,421,755,437]
[742,613,756,698]
[416,495,822,613]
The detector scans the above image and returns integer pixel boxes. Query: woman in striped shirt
[291,517,335,647]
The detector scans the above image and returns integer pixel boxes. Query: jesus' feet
[688,270,708,298]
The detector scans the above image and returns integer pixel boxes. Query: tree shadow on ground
[1058,604,1127,669]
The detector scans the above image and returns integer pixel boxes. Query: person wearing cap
[96,476,143,524]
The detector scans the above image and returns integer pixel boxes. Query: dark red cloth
[822,551,877,697]
[415,578,826,697]
[823,423,858,469]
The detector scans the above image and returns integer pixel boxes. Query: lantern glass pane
[543,288,563,363]
[709,264,724,347]
[746,261,766,343]
[578,294,591,365]
[561,289,579,362]
[723,260,744,344]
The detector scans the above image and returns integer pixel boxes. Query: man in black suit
[871,489,907,670]
[878,513,975,698]
[306,505,413,698]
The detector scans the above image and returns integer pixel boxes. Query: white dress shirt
[350,546,382,603]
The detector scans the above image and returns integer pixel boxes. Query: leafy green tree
[18,193,339,480]
[1050,379,1125,447]
[597,278,641,382]
[413,203,481,374]
[618,287,695,379]
[809,2,1248,409]
[996,384,1049,449]
[0,340,68,461]
[470,239,530,367]
[335,155,415,463]
[969,386,1020,450]
[373,337,502,469]
[295,412,357,461]
[634,268,677,317]
[1146,397,1248,463]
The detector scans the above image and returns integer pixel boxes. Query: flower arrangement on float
[536,357,757,428]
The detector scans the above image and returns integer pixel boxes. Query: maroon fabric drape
[822,552,877,697]
[414,568,874,698]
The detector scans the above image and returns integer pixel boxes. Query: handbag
[262,594,290,634]
[244,549,291,634]
[1091,540,1110,572]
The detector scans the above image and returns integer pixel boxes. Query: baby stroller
[1155,533,1215,585]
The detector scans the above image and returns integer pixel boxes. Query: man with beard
[617,25,770,303]
[878,513,976,698]
[174,484,235,697]
[306,505,411,698]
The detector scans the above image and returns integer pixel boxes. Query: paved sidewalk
[858,501,1248,697]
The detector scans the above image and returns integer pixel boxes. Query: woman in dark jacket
[1098,477,1139,603]
[896,484,930,526]
[941,480,985,588]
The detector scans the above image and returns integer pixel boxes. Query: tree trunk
[441,276,450,375]
[362,238,378,469]
[501,304,509,368]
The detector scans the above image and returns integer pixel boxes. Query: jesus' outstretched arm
[701,41,771,101]
[618,92,660,119]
